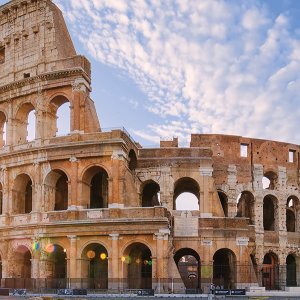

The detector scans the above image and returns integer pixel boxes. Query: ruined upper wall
[190,134,299,186]
[0,0,89,85]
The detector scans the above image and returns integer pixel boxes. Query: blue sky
[3,0,300,147]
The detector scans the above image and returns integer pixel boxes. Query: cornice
[0,67,91,93]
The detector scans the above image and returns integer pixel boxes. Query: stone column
[199,165,213,217]
[1,167,9,215]
[5,100,13,147]
[68,235,78,282]
[109,233,119,290]
[109,150,126,208]
[68,156,79,209]
[71,79,89,133]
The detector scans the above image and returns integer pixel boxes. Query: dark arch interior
[236,191,254,224]
[218,191,228,217]
[263,196,276,231]
[262,253,279,290]
[213,249,236,289]
[174,248,200,290]
[125,243,152,289]
[286,255,297,287]
[90,168,108,209]
[55,173,68,211]
[48,244,67,283]
[83,243,108,289]
[141,181,160,207]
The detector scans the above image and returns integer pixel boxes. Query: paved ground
[5,296,300,300]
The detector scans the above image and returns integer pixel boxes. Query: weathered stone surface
[0,0,298,292]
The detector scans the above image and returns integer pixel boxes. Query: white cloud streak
[55,0,300,145]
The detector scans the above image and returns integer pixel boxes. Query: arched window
[44,170,69,211]
[141,180,160,207]
[262,252,279,290]
[81,243,108,289]
[45,244,67,288]
[174,248,201,290]
[123,243,152,289]
[286,254,297,287]
[213,249,236,289]
[49,96,70,137]
[82,166,108,209]
[15,103,36,144]
[0,111,7,147]
[174,177,200,211]
[13,245,31,280]
[13,174,33,214]
[263,195,278,231]
[262,171,277,190]
[218,191,228,217]
[236,191,254,224]
[286,196,299,232]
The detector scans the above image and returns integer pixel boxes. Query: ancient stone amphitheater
[0,0,299,294]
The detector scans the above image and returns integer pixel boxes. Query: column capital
[67,235,78,241]
[109,233,120,240]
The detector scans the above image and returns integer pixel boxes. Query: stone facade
[0,0,299,293]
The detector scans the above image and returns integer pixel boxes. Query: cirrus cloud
[55,0,300,145]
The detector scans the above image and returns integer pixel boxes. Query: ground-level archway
[213,248,236,289]
[286,254,297,287]
[262,252,279,290]
[174,248,200,290]
[81,243,108,289]
[123,243,152,289]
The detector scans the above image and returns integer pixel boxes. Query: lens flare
[87,250,95,259]
[100,253,107,260]
[45,243,55,253]
[32,241,39,251]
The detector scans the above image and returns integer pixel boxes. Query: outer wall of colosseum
[0,0,299,293]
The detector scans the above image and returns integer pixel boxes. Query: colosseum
[0,0,299,295]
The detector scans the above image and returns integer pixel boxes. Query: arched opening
[13,245,32,288]
[46,244,67,288]
[213,249,236,289]
[174,177,200,210]
[0,111,7,147]
[44,170,68,211]
[263,195,278,231]
[174,248,200,290]
[0,182,3,215]
[57,102,70,135]
[123,243,152,289]
[262,252,279,290]
[141,180,160,207]
[13,174,33,214]
[27,110,36,141]
[286,196,299,232]
[262,171,277,190]
[49,96,70,137]
[236,191,255,224]
[218,191,228,217]
[128,149,137,171]
[82,166,108,209]
[81,243,108,289]
[286,254,297,287]
[14,102,36,144]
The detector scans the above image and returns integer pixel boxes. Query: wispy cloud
[55,0,300,145]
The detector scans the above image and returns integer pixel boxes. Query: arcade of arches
[1,0,300,294]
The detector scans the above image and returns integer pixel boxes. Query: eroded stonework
[0,0,299,293]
